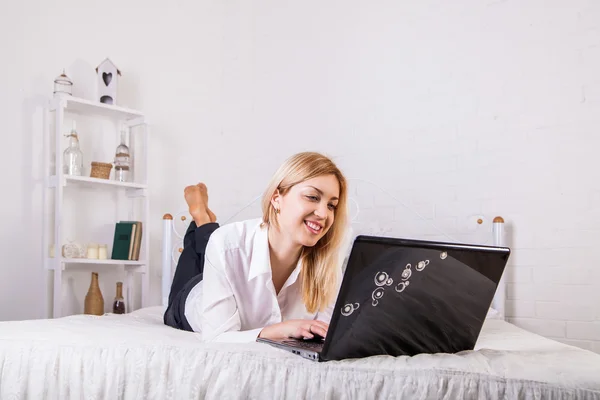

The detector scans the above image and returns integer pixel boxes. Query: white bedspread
[1,307,599,399]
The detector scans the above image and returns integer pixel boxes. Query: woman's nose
[314,203,328,219]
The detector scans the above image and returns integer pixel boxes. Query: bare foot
[184,184,211,226]
[196,183,218,223]
[196,183,209,204]
[208,209,217,223]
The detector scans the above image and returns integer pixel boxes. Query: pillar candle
[87,244,99,259]
[98,245,108,260]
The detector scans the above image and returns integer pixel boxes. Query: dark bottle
[113,282,126,314]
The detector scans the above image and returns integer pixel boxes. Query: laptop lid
[320,235,510,361]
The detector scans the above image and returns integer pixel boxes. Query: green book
[120,220,142,260]
[111,222,135,260]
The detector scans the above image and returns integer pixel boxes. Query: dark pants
[163,221,220,331]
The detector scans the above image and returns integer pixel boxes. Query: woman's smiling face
[273,174,340,248]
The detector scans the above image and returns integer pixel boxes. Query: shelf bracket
[125,117,146,127]
[124,264,148,273]
[126,188,147,198]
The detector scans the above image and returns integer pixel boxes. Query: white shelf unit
[43,96,150,318]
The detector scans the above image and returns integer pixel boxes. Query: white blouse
[184,218,343,343]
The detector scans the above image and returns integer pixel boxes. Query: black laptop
[256,235,510,362]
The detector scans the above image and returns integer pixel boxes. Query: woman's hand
[259,319,329,341]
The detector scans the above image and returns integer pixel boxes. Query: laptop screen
[323,236,510,361]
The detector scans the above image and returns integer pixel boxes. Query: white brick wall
[505,267,533,284]
[507,283,533,301]
[567,322,600,341]
[506,301,536,319]
[536,302,595,322]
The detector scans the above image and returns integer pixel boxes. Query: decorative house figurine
[53,70,73,97]
[95,58,121,105]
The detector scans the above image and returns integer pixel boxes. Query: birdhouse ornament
[96,58,121,105]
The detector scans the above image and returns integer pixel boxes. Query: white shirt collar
[247,223,271,281]
[247,222,303,288]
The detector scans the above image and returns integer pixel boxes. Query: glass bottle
[114,126,131,182]
[63,121,83,176]
[113,282,126,314]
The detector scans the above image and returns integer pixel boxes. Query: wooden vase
[84,272,104,315]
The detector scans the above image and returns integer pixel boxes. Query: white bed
[2,181,600,399]
[1,306,599,399]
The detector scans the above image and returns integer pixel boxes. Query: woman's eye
[328,204,338,211]
[307,195,319,201]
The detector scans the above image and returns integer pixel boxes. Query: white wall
[1,0,599,352]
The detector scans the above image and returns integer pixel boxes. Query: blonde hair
[261,152,349,313]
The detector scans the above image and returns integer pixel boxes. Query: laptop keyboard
[282,340,324,350]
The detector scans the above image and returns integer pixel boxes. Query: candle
[87,244,99,259]
[98,245,108,260]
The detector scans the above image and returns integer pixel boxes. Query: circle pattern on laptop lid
[416,260,429,271]
[401,264,412,280]
[374,271,393,287]
[395,281,409,293]
[372,287,385,306]
[342,257,437,316]
[341,303,360,316]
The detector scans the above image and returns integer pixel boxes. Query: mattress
[1,306,599,399]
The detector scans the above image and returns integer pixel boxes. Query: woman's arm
[200,252,264,343]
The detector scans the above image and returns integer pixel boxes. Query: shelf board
[50,175,147,190]
[52,96,144,121]
[66,175,147,189]
[46,258,147,271]
[61,258,145,266]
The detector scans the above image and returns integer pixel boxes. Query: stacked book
[111,221,143,261]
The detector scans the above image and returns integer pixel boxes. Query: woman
[164,151,349,343]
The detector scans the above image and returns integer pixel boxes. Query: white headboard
[161,180,509,319]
